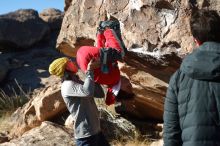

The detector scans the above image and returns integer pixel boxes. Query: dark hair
[62,70,73,82]
[62,70,79,82]
[190,9,220,43]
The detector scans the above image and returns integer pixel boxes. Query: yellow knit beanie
[49,57,69,77]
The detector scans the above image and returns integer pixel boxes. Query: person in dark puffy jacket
[163,10,220,146]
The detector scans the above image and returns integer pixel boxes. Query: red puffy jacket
[76,29,123,86]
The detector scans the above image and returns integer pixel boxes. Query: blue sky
[0,0,64,14]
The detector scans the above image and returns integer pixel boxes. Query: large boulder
[58,0,193,56]
[188,0,220,9]
[39,8,64,31]
[0,121,74,146]
[58,0,220,55]
[0,9,49,51]
[114,52,181,121]
[57,0,188,121]
[57,0,220,121]
[9,81,66,137]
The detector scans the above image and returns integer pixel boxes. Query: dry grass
[0,80,30,113]
[0,112,13,133]
[111,138,152,146]
[0,80,30,133]
[108,125,154,146]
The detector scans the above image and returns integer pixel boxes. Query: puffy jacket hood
[180,42,220,80]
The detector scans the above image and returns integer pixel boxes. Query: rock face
[57,0,188,56]
[0,121,74,146]
[115,53,181,121]
[190,0,220,9]
[0,9,49,51]
[57,0,186,121]
[57,0,220,121]
[9,82,66,137]
[64,0,72,11]
[39,8,64,31]
[59,0,220,55]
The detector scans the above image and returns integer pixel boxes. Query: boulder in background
[39,8,64,31]
[0,9,49,51]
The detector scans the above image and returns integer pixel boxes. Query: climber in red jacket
[76,20,127,105]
